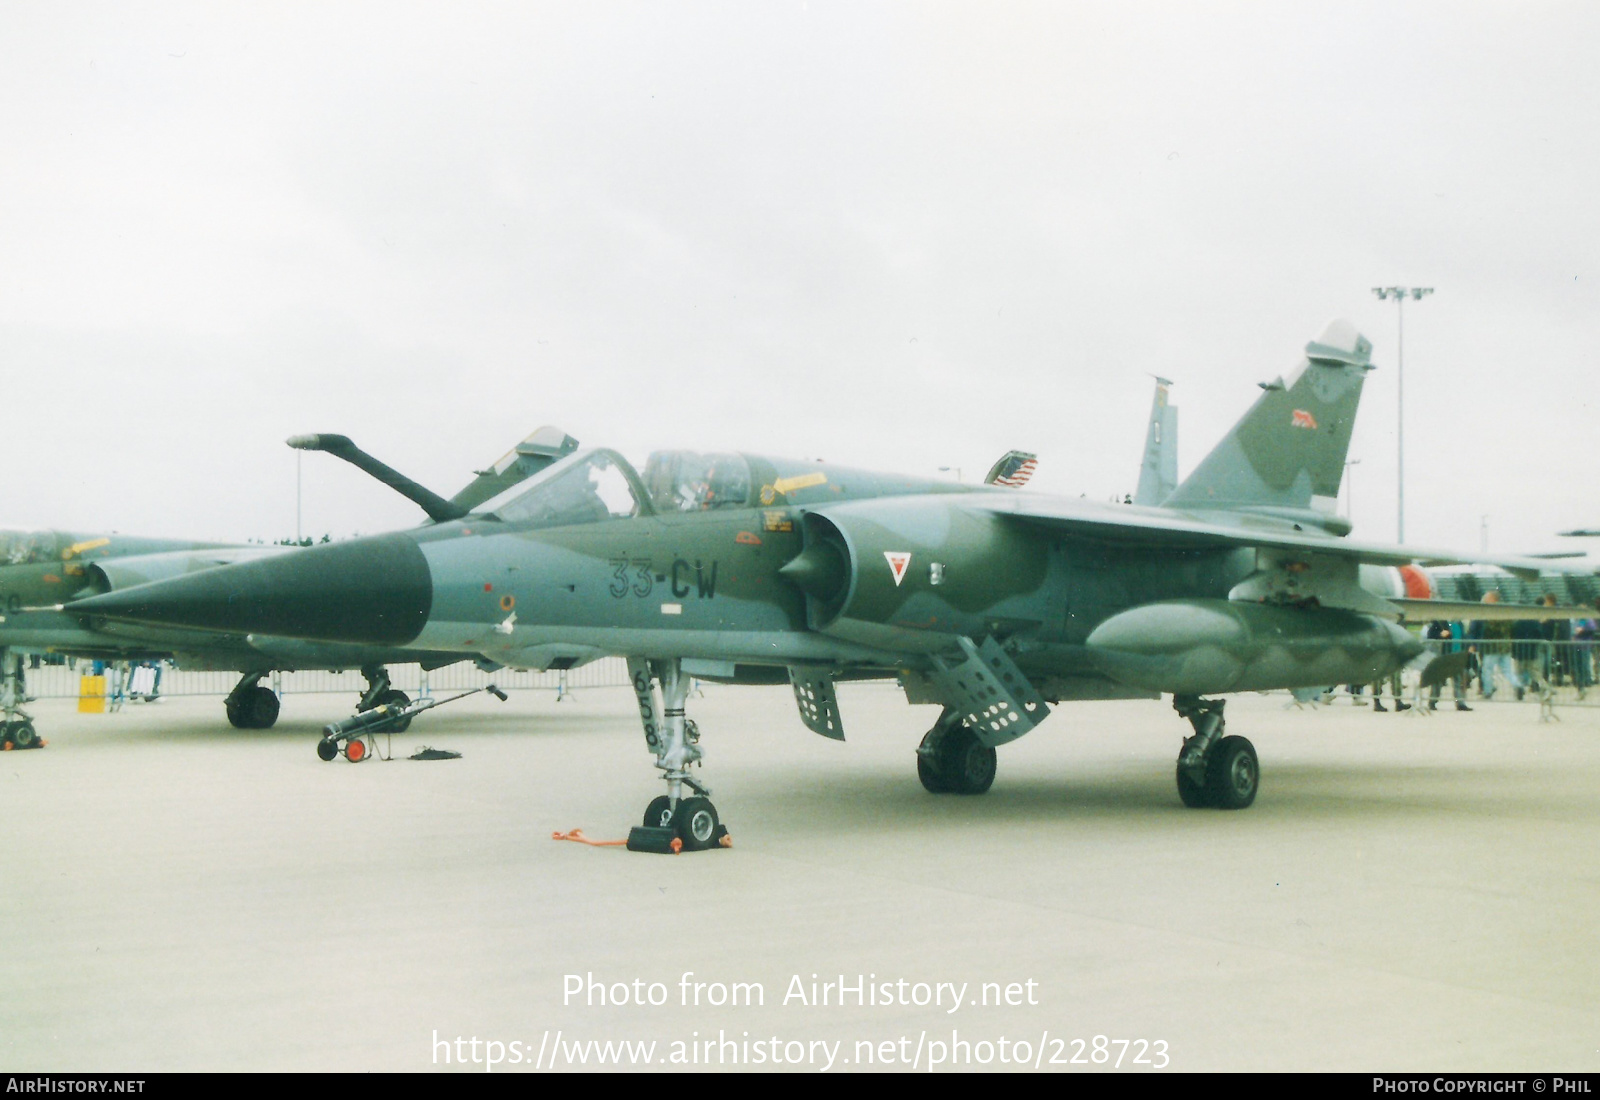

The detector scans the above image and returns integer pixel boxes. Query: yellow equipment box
[78,675,106,713]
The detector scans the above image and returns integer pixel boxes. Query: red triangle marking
[884,551,911,586]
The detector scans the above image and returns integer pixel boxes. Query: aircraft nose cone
[67,533,433,646]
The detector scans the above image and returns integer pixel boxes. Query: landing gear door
[788,668,845,740]
[927,636,1050,748]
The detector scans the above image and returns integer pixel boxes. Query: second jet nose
[67,533,434,646]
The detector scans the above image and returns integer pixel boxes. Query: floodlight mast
[1371,286,1433,544]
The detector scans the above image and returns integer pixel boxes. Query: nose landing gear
[0,649,41,750]
[625,658,729,852]
[224,674,280,729]
[358,666,412,732]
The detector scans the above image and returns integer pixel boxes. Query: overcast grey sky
[4,2,1597,554]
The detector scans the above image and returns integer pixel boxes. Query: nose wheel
[224,677,280,729]
[2,718,39,750]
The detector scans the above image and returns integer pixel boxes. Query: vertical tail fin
[1133,376,1178,506]
[1163,319,1372,516]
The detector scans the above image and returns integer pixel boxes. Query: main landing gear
[224,673,280,729]
[358,666,411,733]
[627,658,728,851]
[916,708,997,795]
[0,648,40,751]
[1172,696,1258,810]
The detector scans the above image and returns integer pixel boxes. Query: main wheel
[245,686,280,729]
[674,796,720,851]
[1204,735,1259,810]
[937,725,996,795]
[375,689,412,732]
[916,751,949,794]
[1176,764,1211,808]
[229,687,279,729]
[9,719,37,749]
[643,795,675,829]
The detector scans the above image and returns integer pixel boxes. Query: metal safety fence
[1287,639,1600,708]
[1428,639,1598,705]
[14,656,634,700]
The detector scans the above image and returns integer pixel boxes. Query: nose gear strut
[0,648,40,750]
[626,657,729,852]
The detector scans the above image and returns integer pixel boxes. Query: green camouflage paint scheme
[66,320,1589,729]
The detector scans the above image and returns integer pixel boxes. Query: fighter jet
[0,427,578,748]
[68,320,1594,847]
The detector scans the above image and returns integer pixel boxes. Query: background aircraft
[0,427,577,749]
[70,320,1595,848]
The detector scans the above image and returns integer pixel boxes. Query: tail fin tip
[1305,318,1373,369]
[1162,318,1372,514]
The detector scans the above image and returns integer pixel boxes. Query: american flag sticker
[884,551,912,586]
[990,452,1038,488]
[1291,409,1318,430]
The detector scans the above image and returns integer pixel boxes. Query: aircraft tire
[916,751,949,794]
[1176,764,1211,808]
[376,689,412,733]
[1204,735,1258,810]
[9,719,37,749]
[674,796,720,851]
[224,697,250,729]
[643,795,675,829]
[937,726,996,796]
[245,686,281,729]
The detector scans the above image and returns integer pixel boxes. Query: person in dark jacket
[1468,591,1514,700]
[1511,616,1546,701]
[1425,620,1472,711]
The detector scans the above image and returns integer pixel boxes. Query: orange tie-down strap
[552,828,733,852]
[551,828,647,849]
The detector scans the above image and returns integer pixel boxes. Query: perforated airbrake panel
[927,636,1050,747]
[788,668,845,741]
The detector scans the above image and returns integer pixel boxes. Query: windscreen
[480,451,642,528]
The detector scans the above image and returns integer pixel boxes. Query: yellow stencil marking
[64,537,111,559]
[772,472,827,495]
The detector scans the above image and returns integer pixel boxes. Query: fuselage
[64,448,1422,698]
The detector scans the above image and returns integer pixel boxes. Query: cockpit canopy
[483,450,643,527]
[641,451,751,513]
[473,448,754,530]
[0,530,61,567]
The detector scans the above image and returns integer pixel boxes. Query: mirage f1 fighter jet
[68,320,1593,847]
